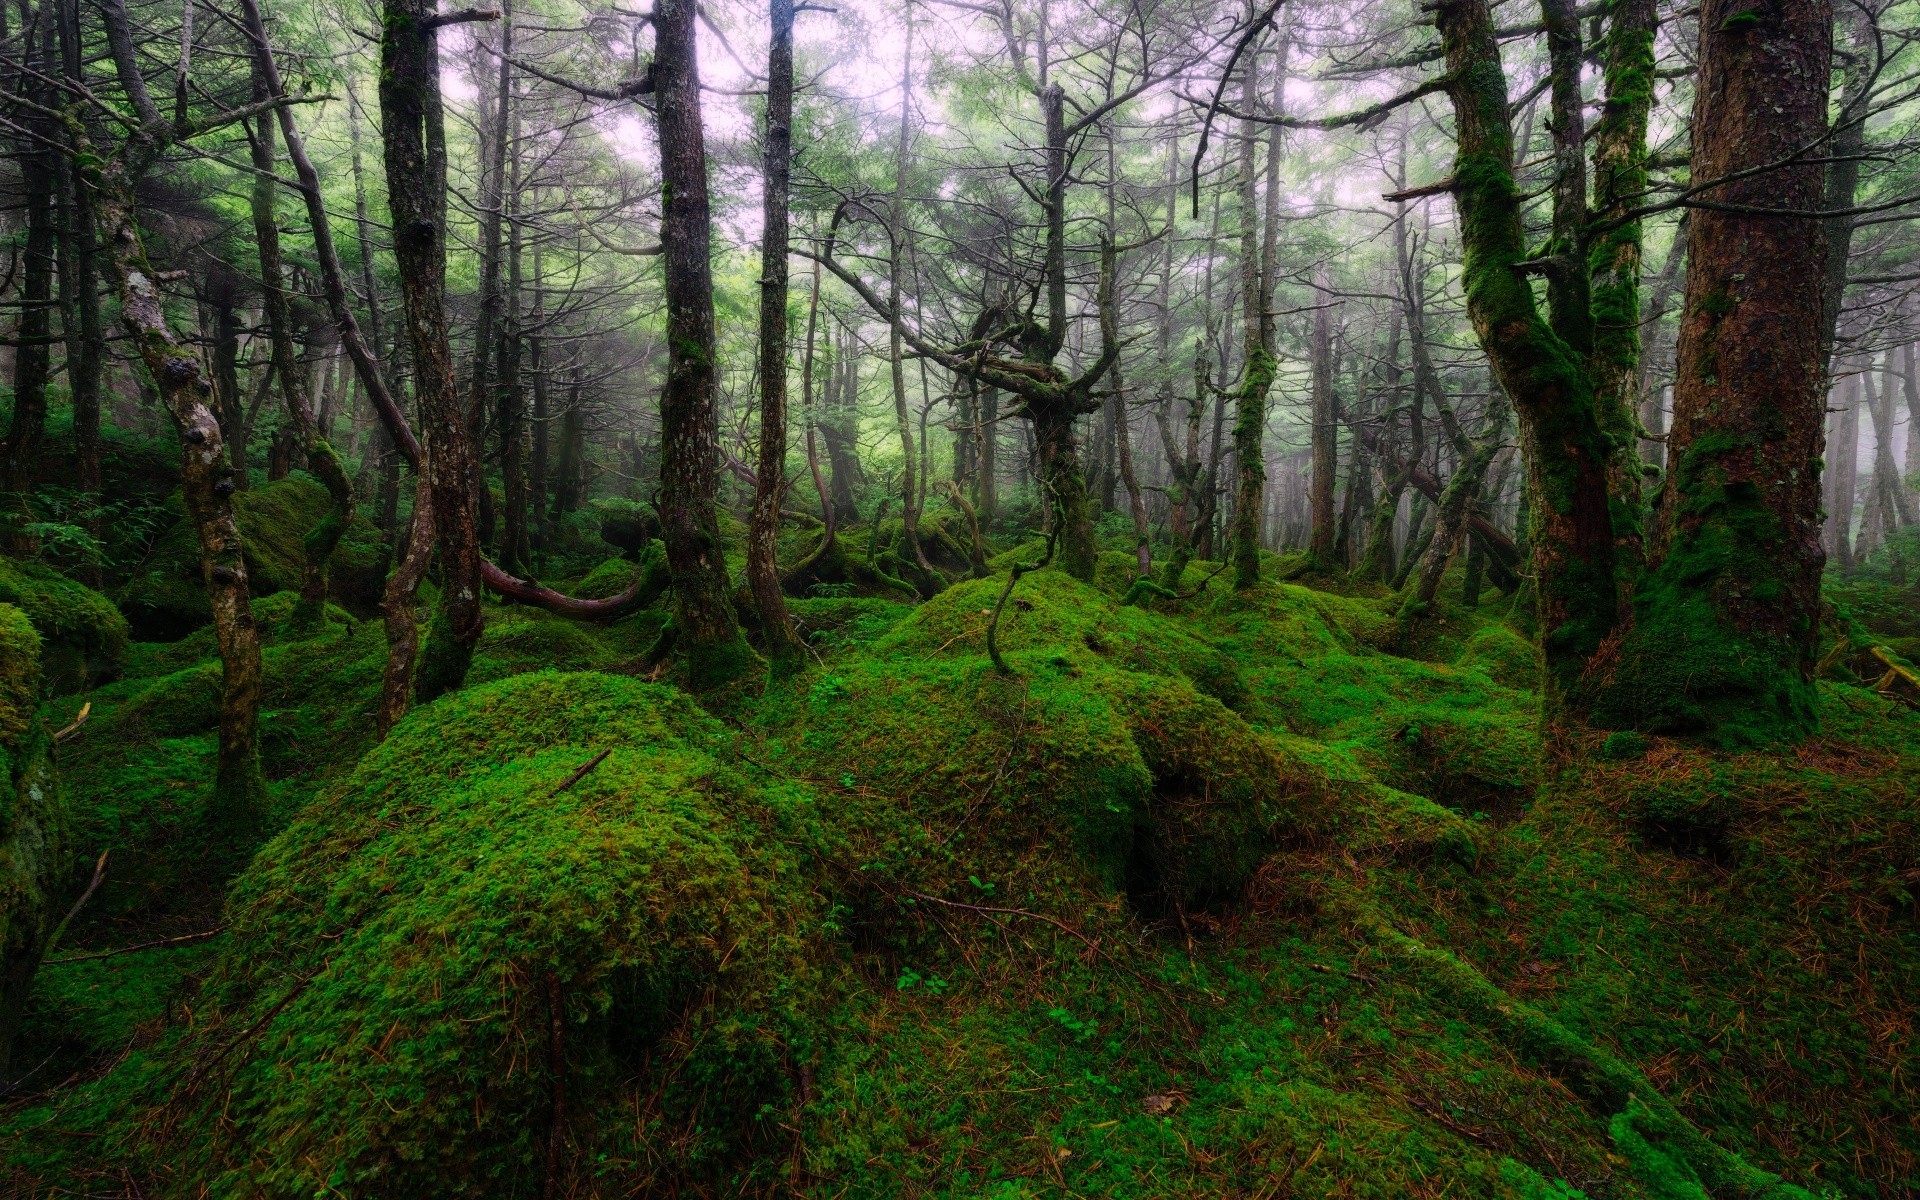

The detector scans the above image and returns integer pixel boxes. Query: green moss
[153,672,827,1196]
[1456,622,1544,691]
[0,604,65,1068]
[117,478,387,639]
[1593,469,1818,746]
[0,557,129,693]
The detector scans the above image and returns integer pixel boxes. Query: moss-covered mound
[0,605,66,1069]
[0,557,129,693]
[164,672,827,1197]
[117,478,387,639]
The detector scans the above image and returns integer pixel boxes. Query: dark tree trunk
[1594,0,1832,743]
[1306,267,1338,565]
[2,0,54,533]
[249,94,353,633]
[651,0,755,689]
[55,0,102,580]
[749,0,800,664]
[380,0,486,699]
[497,130,528,577]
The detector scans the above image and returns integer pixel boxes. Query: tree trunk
[651,0,756,689]
[85,10,266,823]
[2,1,54,536]
[529,252,550,556]
[1431,0,1623,718]
[471,0,514,554]
[749,0,800,665]
[1229,45,1274,588]
[1825,370,1859,570]
[55,0,102,581]
[1871,353,1915,528]
[380,0,486,699]
[249,92,353,634]
[1595,0,1832,743]
[887,20,931,582]
[497,100,529,577]
[1306,268,1338,563]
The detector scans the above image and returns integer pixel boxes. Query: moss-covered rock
[0,605,66,1070]
[117,478,386,639]
[0,557,129,693]
[169,672,828,1197]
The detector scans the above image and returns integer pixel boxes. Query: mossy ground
[1,529,1915,1198]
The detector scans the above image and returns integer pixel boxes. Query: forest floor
[1,529,1916,1199]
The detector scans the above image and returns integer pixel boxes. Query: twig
[46,925,226,964]
[904,890,1103,956]
[40,850,109,960]
[549,750,612,797]
[52,701,90,742]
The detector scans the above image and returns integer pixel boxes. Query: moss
[164,672,829,1197]
[0,604,65,1068]
[117,478,387,640]
[1456,622,1544,691]
[0,557,129,693]
[1593,469,1818,746]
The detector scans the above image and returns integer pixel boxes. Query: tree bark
[85,17,266,823]
[1229,43,1274,587]
[1595,0,1832,743]
[380,0,486,699]
[1430,0,1623,718]
[1307,267,1338,563]
[749,0,800,664]
[2,2,55,534]
[652,0,756,689]
[248,91,353,634]
[55,0,102,579]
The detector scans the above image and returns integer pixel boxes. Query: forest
[0,0,1915,1191]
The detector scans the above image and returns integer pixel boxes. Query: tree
[378,0,490,700]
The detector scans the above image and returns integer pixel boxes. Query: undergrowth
[1,549,1914,1198]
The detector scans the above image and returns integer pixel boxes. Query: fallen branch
[40,850,109,960]
[46,925,226,964]
[549,749,611,797]
[53,701,91,743]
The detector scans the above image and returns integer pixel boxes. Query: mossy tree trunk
[1590,0,1832,744]
[1229,47,1276,589]
[749,0,801,667]
[653,0,757,690]
[1428,0,1628,717]
[87,4,266,823]
[379,0,488,701]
